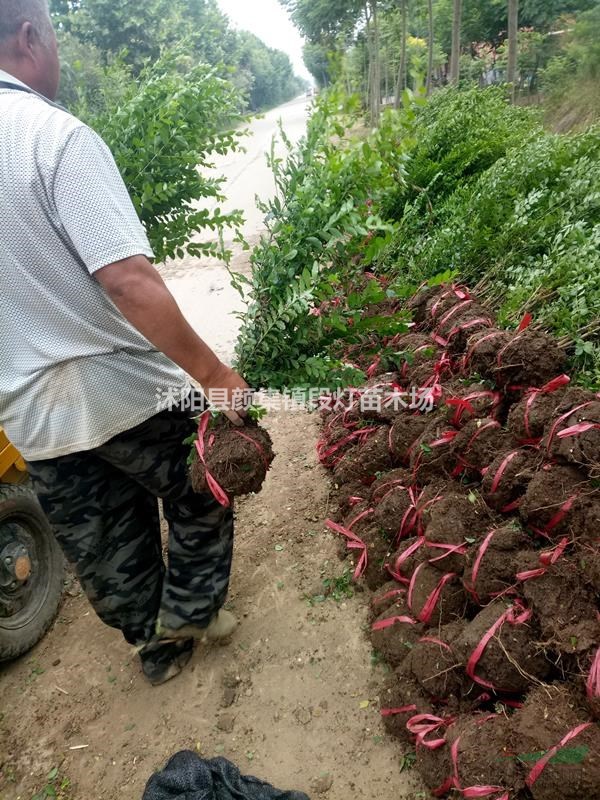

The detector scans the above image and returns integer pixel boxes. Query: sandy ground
[0,96,426,800]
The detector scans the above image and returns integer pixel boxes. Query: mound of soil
[451,417,512,477]
[360,524,394,591]
[463,522,532,605]
[442,382,503,428]
[494,329,569,389]
[519,464,589,539]
[373,484,414,539]
[395,334,440,382]
[332,426,392,484]
[370,581,407,618]
[407,562,467,628]
[514,684,600,800]
[544,388,600,472]
[464,328,512,378]
[360,374,406,424]
[387,537,430,584]
[328,480,370,522]
[190,415,275,499]
[521,556,600,655]
[421,490,491,574]
[410,420,459,483]
[436,304,494,355]
[507,384,569,444]
[370,468,413,503]
[407,622,466,700]
[482,448,539,513]
[371,605,424,667]
[379,664,434,742]
[426,287,475,327]
[388,413,433,464]
[579,543,600,594]
[455,600,551,694]
[406,284,446,325]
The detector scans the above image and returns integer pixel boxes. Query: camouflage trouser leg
[27,398,234,647]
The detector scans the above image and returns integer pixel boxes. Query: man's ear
[15,21,37,60]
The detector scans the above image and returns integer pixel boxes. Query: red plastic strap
[372,588,406,608]
[317,426,379,466]
[380,704,417,717]
[374,478,408,502]
[444,728,510,800]
[557,421,600,439]
[366,355,382,379]
[437,299,474,329]
[531,494,578,539]
[371,614,417,632]
[516,537,570,581]
[233,429,270,471]
[407,713,456,750]
[546,401,595,454]
[518,313,533,332]
[325,510,374,580]
[523,374,572,438]
[526,722,592,787]
[430,285,470,320]
[489,450,520,494]
[449,392,502,427]
[427,540,468,564]
[195,412,231,508]
[419,635,452,651]
[447,317,492,342]
[408,563,457,625]
[464,330,505,367]
[586,648,600,700]
[464,529,497,603]
[466,602,532,691]
[391,538,425,583]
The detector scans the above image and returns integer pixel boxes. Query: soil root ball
[521,556,600,656]
[493,329,569,389]
[425,285,476,328]
[406,284,446,325]
[370,605,424,667]
[379,663,434,742]
[463,522,531,605]
[373,484,413,539]
[394,334,441,383]
[406,562,467,629]
[387,537,430,584]
[332,426,392,485]
[421,490,491,575]
[507,384,569,444]
[359,524,395,591]
[328,481,370,523]
[450,418,513,477]
[482,448,539,513]
[370,581,407,618]
[514,684,600,800]
[191,416,275,499]
[454,599,551,694]
[519,464,590,539]
[407,620,466,700]
[436,303,495,355]
[360,374,405,424]
[442,382,504,428]
[464,327,512,379]
[410,420,460,483]
[389,413,433,464]
[544,388,600,472]
[370,468,413,503]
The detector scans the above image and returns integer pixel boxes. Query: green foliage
[81,51,245,263]
[234,89,413,389]
[376,88,600,386]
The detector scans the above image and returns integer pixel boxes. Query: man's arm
[96,255,248,420]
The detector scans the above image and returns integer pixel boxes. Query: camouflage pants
[27,394,234,648]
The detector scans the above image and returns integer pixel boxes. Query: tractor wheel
[0,483,64,661]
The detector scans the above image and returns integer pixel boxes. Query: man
[0,0,249,684]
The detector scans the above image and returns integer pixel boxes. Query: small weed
[31,767,72,800]
[399,751,417,773]
[322,569,354,602]
[26,661,45,683]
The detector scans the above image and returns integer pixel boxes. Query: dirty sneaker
[157,609,238,643]
[139,637,195,686]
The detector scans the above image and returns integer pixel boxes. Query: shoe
[139,637,195,686]
[157,609,238,643]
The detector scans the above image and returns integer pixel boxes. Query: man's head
[0,0,59,100]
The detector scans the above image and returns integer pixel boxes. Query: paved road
[163,96,310,363]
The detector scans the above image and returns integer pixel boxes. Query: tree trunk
[394,0,408,108]
[507,0,519,101]
[449,0,462,86]
[426,0,434,96]
[371,0,381,124]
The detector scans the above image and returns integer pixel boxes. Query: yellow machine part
[0,427,28,484]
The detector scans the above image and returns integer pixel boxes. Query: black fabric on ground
[142,751,311,800]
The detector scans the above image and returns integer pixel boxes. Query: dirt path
[0,410,426,800]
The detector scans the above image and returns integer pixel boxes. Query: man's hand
[95,255,250,423]
[202,361,251,426]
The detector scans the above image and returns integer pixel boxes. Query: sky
[215,0,312,83]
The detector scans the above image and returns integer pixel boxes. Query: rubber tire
[0,483,64,661]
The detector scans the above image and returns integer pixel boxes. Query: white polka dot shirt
[0,70,187,461]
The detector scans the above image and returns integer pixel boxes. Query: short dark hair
[0,0,53,46]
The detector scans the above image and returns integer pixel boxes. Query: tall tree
[426,0,435,94]
[370,0,382,122]
[449,0,462,85]
[507,0,519,99]
[394,0,408,107]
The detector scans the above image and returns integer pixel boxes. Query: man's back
[0,74,186,460]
